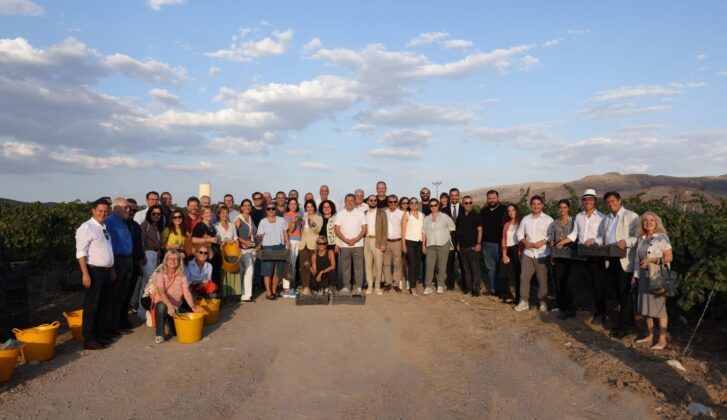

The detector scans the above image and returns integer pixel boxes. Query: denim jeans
[154,301,190,337]
[481,242,501,293]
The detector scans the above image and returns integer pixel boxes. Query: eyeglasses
[401,202,409,206]
[266,207,276,211]
[197,251,208,255]
[388,200,397,203]
[253,196,262,200]
[172,215,183,220]
[429,204,439,208]
[151,212,162,216]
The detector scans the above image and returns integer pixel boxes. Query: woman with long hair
[298,200,323,295]
[161,209,188,257]
[401,197,423,296]
[283,198,303,298]
[138,204,164,323]
[215,206,240,301]
[549,199,574,313]
[318,200,338,293]
[499,203,523,304]
[633,212,673,350]
[257,202,290,300]
[233,199,257,303]
[191,206,220,288]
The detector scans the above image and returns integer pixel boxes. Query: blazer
[300,213,323,251]
[633,233,672,279]
[600,207,639,272]
[442,203,464,247]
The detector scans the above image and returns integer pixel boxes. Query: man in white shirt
[76,198,115,350]
[334,194,367,294]
[556,188,606,323]
[364,195,387,295]
[354,189,368,212]
[383,194,405,292]
[514,195,554,313]
[599,191,640,338]
[133,191,160,225]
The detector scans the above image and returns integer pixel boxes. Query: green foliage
[513,187,726,318]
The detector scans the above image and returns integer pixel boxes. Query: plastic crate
[256,249,288,261]
[295,293,329,306]
[552,246,586,261]
[331,294,366,305]
[577,244,610,257]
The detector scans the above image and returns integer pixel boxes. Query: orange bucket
[172,312,204,344]
[63,310,84,341]
[13,321,61,362]
[195,298,220,325]
[0,344,24,382]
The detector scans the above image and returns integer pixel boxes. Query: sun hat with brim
[581,188,597,199]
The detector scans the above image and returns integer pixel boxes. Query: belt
[366,235,376,239]
[387,238,401,242]
[114,254,132,258]
[88,265,113,271]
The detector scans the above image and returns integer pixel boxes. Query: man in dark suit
[442,188,464,290]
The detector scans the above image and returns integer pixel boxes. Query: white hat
[582,188,597,199]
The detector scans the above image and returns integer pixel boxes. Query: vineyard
[1,189,725,318]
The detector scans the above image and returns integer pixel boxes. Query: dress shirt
[334,208,367,247]
[105,213,132,256]
[567,210,605,244]
[76,217,114,267]
[516,213,554,258]
[450,203,461,221]
[214,222,238,242]
[186,260,212,285]
[366,207,378,236]
[606,212,619,245]
[385,208,404,239]
[133,208,148,225]
[423,213,455,247]
[228,209,240,222]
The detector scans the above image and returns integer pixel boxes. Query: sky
[1,0,726,204]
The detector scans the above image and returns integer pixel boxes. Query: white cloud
[1,140,41,158]
[368,147,424,160]
[356,103,475,127]
[542,38,563,47]
[443,39,473,51]
[103,53,188,85]
[147,0,185,11]
[166,161,213,172]
[567,29,590,35]
[466,124,547,143]
[716,71,727,76]
[49,150,153,169]
[519,54,539,70]
[208,66,222,75]
[197,135,273,155]
[379,129,432,146]
[149,88,183,108]
[0,0,42,15]
[590,85,680,102]
[407,32,450,47]
[695,53,707,60]
[297,161,331,171]
[580,102,670,119]
[206,29,294,62]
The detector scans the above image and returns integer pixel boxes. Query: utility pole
[432,180,442,197]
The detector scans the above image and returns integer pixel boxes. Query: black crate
[256,249,288,261]
[606,244,627,258]
[1,261,32,292]
[331,294,366,305]
[552,246,586,261]
[577,244,610,257]
[2,288,28,305]
[295,293,330,306]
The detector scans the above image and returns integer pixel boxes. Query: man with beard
[383,194,405,292]
[363,194,387,294]
[420,188,431,216]
[184,196,202,232]
[160,192,173,225]
[480,190,506,295]
[442,188,463,290]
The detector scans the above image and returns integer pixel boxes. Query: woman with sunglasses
[234,199,257,303]
[318,200,338,293]
[401,197,423,295]
[298,200,323,295]
[310,235,336,295]
[282,198,303,298]
[215,206,241,301]
[161,209,188,257]
[421,198,455,295]
[398,196,411,283]
[398,197,410,212]
[257,203,290,300]
[186,244,216,297]
[191,206,221,289]
[138,204,164,323]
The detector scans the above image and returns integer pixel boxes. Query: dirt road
[0,291,698,419]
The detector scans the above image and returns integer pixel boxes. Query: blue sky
[1,0,725,203]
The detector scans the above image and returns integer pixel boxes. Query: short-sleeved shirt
[334,208,367,248]
[423,213,456,247]
[284,211,302,241]
[385,208,405,240]
[257,217,288,246]
[480,204,507,244]
[457,211,482,248]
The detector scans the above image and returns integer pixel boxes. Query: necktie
[453,205,457,220]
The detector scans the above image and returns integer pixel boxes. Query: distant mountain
[465,172,727,205]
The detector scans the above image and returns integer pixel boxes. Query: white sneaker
[423,287,433,295]
[539,302,548,312]
[339,287,350,295]
[145,311,152,327]
[376,288,383,295]
[301,287,310,296]
[436,286,444,294]
[399,281,403,290]
[356,287,363,295]
[366,288,372,295]
[154,336,164,344]
[513,300,530,312]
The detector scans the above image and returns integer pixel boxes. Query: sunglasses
[401,202,409,205]
[463,202,473,205]
[429,204,439,208]
[172,215,183,219]
[197,251,208,255]
[102,229,109,240]
[317,242,327,245]
[388,200,397,203]
[266,207,276,211]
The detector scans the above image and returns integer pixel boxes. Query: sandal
[410,289,418,296]
[266,294,276,301]
[635,336,652,344]
[651,343,667,350]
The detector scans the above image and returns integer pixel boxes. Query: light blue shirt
[606,212,620,245]
[186,260,212,285]
[257,217,288,246]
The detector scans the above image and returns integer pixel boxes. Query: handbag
[648,264,677,297]
[183,234,195,258]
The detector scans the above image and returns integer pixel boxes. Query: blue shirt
[105,213,133,256]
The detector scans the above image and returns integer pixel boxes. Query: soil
[1,274,725,419]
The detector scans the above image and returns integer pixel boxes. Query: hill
[465,172,727,205]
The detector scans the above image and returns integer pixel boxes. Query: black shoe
[609,329,630,339]
[108,331,122,338]
[118,328,133,335]
[83,340,107,350]
[96,337,113,346]
[590,313,605,325]
[558,311,576,319]
[462,290,471,295]
[471,291,480,297]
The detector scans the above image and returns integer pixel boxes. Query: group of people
[75,182,674,349]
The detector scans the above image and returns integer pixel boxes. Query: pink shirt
[153,272,189,307]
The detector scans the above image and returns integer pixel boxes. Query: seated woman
[151,250,203,344]
[186,245,217,298]
[310,236,336,294]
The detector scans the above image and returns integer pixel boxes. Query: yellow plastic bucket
[195,298,221,325]
[172,312,204,344]
[12,321,61,362]
[62,310,84,341]
[0,344,24,382]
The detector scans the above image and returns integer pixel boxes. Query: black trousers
[460,247,482,293]
[83,266,112,341]
[553,258,572,311]
[111,256,133,330]
[607,258,634,329]
[499,245,521,300]
[405,240,423,286]
[568,258,605,314]
[446,249,463,289]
